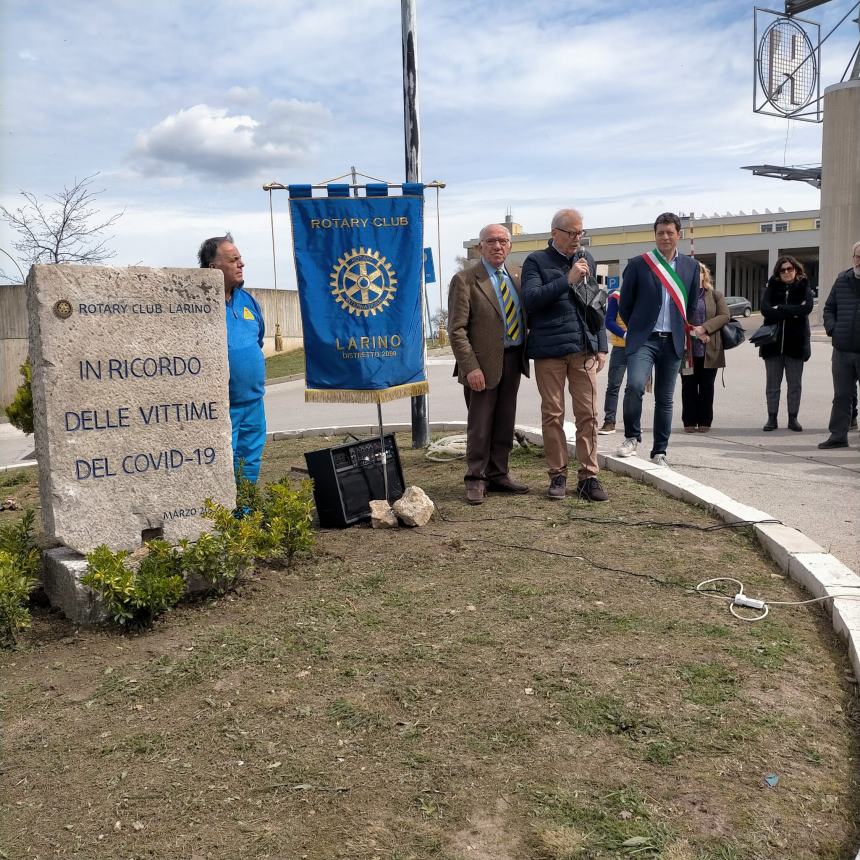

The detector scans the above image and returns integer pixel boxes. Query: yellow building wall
[503,217,819,254]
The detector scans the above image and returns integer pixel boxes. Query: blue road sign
[423,247,436,283]
[607,276,620,291]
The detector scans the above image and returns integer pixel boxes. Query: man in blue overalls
[198,234,266,484]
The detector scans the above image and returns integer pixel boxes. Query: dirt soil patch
[2,434,859,859]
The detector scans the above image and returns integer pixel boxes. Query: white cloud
[130,100,332,181]
[225,86,261,106]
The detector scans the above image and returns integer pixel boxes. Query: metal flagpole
[377,401,389,503]
[401,0,429,449]
[268,189,278,290]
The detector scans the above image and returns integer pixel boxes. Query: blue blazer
[619,253,700,358]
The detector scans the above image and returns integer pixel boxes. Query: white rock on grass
[392,486,435,527]
[369,499,398,529]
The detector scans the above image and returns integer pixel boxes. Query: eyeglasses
[481,238,510,246]
[779,266,795,273]
[554,227,586,240]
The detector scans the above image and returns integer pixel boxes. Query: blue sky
[1,0,854,311]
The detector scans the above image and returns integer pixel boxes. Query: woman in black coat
[759,255,814,431]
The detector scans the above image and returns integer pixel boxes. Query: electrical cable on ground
[423,439,860,625]
[436,505,783,534]
[418,514,860,624]
[415,528,693,590]
[697,576,860,623]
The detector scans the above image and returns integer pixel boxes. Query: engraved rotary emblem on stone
[330,248,397,317]
[53,299,73,319]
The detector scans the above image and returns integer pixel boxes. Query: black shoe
[465,484,485,504]
[787,415,803,432]
[487,475,529,494]
[762,414,778,432]
[817,436,848,450]
[547,474,567,499]
[576,476,609,502]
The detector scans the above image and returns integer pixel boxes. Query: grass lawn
[265,348,305,379]
[1,435,858,859]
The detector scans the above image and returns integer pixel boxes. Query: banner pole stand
[377,401,390,504]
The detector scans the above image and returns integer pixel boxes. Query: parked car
[724,295,752,318]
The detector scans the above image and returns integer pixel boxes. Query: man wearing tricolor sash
[616,213,700,466]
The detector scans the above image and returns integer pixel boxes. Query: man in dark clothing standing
[818,241,860,450]
[521,208,609,501]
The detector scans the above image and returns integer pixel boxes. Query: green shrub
[82,543,184,628]
[0,551,37,646]
[82,477,315,630]
[258,478,315,565]
[5,359,34,435]
[181,503,263,593]
[0,510,40,645]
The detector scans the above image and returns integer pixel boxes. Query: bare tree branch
[0,173,123,278]
[0,247,26,283]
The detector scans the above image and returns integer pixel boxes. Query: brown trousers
[463,348,523,486]
[534,352,599,481]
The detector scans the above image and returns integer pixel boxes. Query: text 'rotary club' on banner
[289,184,428,405]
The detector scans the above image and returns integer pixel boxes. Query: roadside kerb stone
[788,552,860,598]
[755,524,825,572]
[1,460,37,473]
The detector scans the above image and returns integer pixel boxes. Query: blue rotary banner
[289,183,428,403]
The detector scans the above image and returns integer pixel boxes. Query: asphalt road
[3,315,858,571]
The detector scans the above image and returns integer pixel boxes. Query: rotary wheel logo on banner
[330,247,398,316]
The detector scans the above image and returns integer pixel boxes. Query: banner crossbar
[263,181,445,192]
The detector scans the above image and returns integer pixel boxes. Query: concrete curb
[277,422,860,693]
[265,373,304,386]
[1,459,37,473]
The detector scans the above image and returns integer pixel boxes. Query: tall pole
[402,0,429,448]
[268,190,278,290]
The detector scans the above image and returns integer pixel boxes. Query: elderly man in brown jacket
[448,223,530,504]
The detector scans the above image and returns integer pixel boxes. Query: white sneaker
[650,453,669,467]
[616,438,639,457]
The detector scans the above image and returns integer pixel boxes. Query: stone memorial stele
[28,265,237,556]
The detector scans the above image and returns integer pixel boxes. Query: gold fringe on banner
[305,381,429,404]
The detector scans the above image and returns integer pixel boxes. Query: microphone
[571,249,589,284]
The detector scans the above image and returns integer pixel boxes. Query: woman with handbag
[759,255,814,432]
[681,263,731,432]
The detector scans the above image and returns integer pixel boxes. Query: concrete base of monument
[41,548,218,625]
[42,548,108,625]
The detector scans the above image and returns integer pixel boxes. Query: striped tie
[496,268,520,342]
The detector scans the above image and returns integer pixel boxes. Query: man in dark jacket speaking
[818,241,860,450]
[521,208,609,501]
